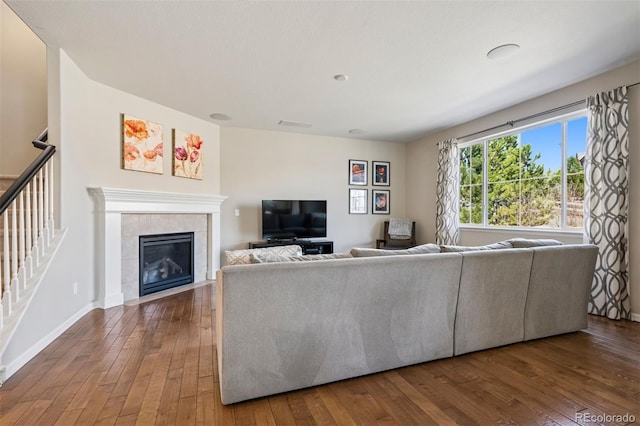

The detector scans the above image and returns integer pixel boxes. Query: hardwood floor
[1,284,638,425]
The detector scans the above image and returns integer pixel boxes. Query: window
[459,112,587,230]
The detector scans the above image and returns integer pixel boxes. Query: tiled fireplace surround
[121,214,206,301]
[89,188,226,308]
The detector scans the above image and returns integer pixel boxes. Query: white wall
[407,60,640,319]
[0,2,46,175]
[220,127,406,254]
[1,48,222,372]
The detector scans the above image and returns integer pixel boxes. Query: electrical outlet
[73,282,78,295]
[234,208,240,217]
[0,365,5,386]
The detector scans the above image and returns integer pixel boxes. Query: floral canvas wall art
[173,129,204,179]
[121,114,164,174]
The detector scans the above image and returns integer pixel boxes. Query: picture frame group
[348,159,391,215]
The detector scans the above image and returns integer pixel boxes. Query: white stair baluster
[48,159,55,239]
[38,169,44,257]
[18,191,26,289]
[32,178,39,267]
[10,199,19,303]
[44,162,50,247]
[25,182,33,278]
[3,212,10,315]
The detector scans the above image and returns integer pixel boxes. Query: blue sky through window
[522,123,561,173]
[520,117,587,172]
[567,117,587,162]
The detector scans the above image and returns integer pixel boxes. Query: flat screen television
[261,200,327,241]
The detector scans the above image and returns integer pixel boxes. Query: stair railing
[0,129,55,329]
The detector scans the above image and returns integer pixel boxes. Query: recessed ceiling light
[209,113,231,120]
[487,43,520,60]
[333,74,349,81]
[348,128,366,135]
[278,120,312,128]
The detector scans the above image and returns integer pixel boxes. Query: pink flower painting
[173,129,204,179]
[122,114,163,174]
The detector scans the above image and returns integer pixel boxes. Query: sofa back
[216,253,463,405]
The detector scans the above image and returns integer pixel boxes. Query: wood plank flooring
[0,284,638,425]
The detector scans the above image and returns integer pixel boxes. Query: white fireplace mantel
[89,187,227,308]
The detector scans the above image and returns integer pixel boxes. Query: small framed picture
[372,161,390,186]
[349,159,368,186]
[349,188,368,214]
[372,189,390,214]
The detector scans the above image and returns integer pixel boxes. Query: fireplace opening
[139,232,194,296]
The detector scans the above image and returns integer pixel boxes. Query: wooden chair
[376,220,416,249]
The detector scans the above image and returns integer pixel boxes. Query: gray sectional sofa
[215,239,598,404]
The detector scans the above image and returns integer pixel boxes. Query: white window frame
[458,109,587,233]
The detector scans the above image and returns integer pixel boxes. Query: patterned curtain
[435,138,460,245]
[584,86,630,320]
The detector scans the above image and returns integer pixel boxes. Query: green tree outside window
[459,116,585,229]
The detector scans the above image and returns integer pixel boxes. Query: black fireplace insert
[139,232,194,296]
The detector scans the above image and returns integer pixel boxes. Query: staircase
[0,129,57,384]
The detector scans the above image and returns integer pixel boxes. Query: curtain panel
[435,138,460,245]
[584,85,630,320]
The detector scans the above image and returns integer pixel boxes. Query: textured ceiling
[7,0,640,143]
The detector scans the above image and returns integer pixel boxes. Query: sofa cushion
[350,243,441,257]
[507,238,563,248]
[440,241,513,252]
[224,244,302,265]
[250,252,353,263]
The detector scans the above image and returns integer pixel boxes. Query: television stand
[249,240,333,255]
[266,238,298,244]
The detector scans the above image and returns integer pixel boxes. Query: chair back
[382,220,416,249]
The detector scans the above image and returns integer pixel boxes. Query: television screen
[262,200,327,240]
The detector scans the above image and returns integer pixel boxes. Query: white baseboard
[100,292,125,309]
[631,313,640,323]
[4,302,99,380]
